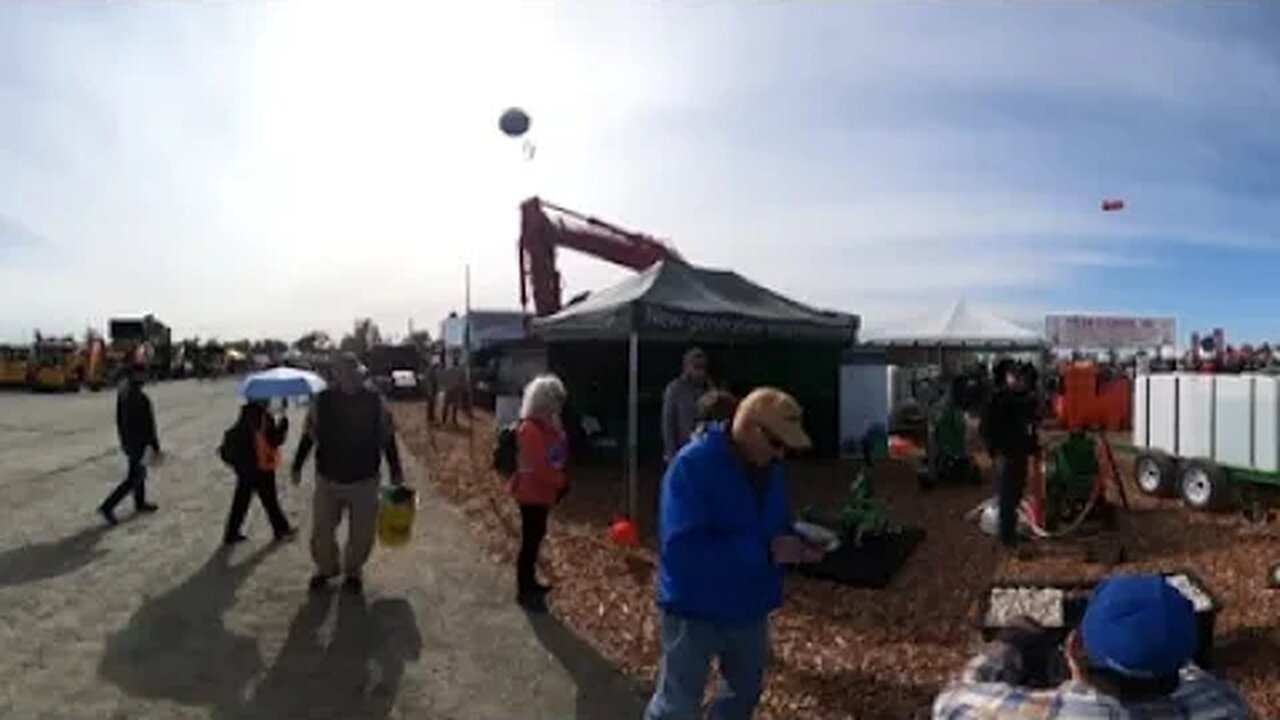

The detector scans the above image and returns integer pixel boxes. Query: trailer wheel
[1134,450,1176,497]
[1179,459,1231,512]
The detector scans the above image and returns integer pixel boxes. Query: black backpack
[218,423,251,474]
[492,422,519,478]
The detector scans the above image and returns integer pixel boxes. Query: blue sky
[2,2,1280,344]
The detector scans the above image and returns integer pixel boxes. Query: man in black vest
[292,353,405,594]
[100,363,161,525]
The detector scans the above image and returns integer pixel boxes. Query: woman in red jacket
[511,374,568,611]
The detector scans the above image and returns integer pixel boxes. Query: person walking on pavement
[221,400,296,545]
[291,353,406,594]
[646,388,826,720]
[510,374,569,612]
[661,348,711,463]
[100,363,161,525]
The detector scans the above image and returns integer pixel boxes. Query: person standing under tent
[291,353,406,594]
[100,363,161,525]
[661,347,711,463]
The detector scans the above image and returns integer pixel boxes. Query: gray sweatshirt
[662,376,708,460]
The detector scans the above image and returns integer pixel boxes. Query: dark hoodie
[116,379,159,458]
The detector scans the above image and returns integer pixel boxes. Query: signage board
[1045,314,1175,349]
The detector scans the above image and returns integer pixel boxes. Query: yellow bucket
[377,486,418,548]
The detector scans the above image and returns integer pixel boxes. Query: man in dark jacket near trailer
[100,363,162,525]
[981,359,1041,550]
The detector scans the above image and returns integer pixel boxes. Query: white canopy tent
[863,299,1045,350]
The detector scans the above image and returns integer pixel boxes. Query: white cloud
[1,2,1277,343]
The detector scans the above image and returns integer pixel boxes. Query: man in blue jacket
[646,387,825,720]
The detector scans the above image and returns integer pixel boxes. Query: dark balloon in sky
[1101,198,1125,212]
[499,107,531,137]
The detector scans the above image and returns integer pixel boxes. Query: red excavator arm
[519,197,682,317]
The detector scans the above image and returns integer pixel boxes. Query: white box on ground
[1145,374,1179,456]
[1255,377,1280,473]
[1178,375,1214,459]
[1133,371,1148,449]
[1214,376,1252,469]
[839,360,889,455]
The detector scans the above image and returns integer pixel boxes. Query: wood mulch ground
[392,402,1280,719]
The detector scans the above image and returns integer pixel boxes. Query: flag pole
[464,264,475,474]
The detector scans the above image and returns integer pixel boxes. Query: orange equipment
[1057,362,1131,432]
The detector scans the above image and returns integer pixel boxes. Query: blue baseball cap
[1080,574,1198,678]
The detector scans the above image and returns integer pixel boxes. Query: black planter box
[976,572,1220,688]
[797,527,925,589]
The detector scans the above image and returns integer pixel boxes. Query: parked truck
[0,345,32,387]
[29,335,84,392]
[108,315,173,382]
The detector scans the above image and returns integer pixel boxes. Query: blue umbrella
[237,367,327,400]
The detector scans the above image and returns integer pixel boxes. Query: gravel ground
[396,404,1280,720]
[0,381,642,720]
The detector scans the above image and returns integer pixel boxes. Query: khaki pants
[311,476,380,578]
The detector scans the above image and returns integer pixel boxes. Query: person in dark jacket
[223,400,295,545]
[981,359,1041,549]
[291,353,405,594]
[100,363,161,525]
[646,388,825,720]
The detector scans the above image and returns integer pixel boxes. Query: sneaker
[136,503,159,514]
[224,533,249,547]
[99,507,119,527]
[342,575,364,595]
[308,574,334,593]
[273,527,298,543]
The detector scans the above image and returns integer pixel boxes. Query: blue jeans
[645,611,769,720]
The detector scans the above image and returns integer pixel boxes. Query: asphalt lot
[0,380,642,720]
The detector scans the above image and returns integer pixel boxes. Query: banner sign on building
[1045,314,1176,349]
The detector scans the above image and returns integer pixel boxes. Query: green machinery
[1037,430,1126,536]
[801,466,894,546]
[923,401,981,489]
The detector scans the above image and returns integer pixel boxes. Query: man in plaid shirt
[934,575,1252,719]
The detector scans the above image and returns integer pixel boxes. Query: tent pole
[627,331,640,522]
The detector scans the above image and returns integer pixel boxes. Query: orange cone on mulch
[609,516,639,547]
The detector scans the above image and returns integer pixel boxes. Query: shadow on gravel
[98,543,279,715]
[525,611,648,720]
[0,522,119,587]
[236,590,423,720]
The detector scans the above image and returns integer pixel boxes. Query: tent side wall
[546,340,843,464]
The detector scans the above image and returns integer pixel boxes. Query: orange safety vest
[253,424,281,472]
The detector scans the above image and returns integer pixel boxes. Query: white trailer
[1132,372,1280,510]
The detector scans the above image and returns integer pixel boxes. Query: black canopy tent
[532,260,859,520]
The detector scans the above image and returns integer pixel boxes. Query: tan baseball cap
[735,387,812,450]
